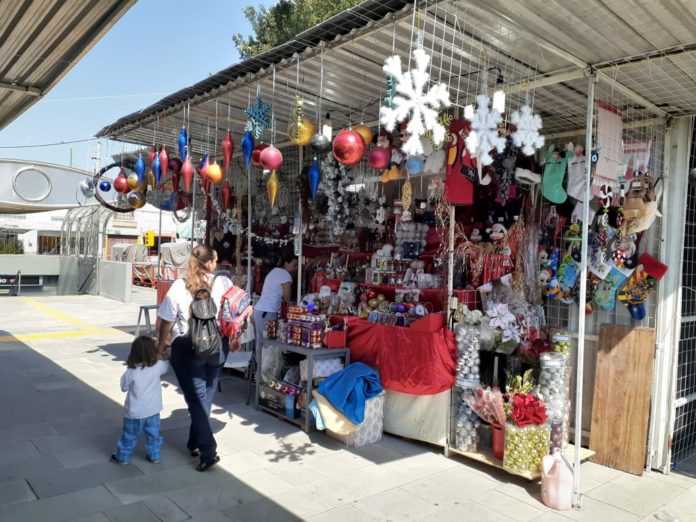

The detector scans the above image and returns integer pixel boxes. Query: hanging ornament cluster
[379,48,451,156]
[320,153,352,238]
[245,96,272,140]
[510,105,545,156]
[465,95,506,166]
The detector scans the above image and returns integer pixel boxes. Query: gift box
[258,385,298,419]
[299,357,344,383]
[503,422,550,477]
[328,392,385,448]
[323,330,347,348]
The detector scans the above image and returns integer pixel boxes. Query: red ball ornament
[332,129,365,166]
[368,146,391,170]
[260,145,283,170]
[113,170,129,194]
[252,143,269,167]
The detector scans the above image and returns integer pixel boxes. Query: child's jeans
[114,413,163,463]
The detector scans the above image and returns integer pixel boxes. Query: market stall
[95,0,696,508]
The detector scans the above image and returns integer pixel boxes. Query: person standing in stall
[253,252,297,353]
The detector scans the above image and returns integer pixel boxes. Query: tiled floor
[0,289,694,521]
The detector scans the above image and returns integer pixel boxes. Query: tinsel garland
[320,153,353,239]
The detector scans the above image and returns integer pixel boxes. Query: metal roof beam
[0,80,42,96]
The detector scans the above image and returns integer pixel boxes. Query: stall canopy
[0,0,136,131]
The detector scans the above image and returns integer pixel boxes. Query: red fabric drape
[337,316,456,395]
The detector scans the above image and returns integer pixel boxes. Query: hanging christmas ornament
[114,169,129,194]
[148,144,157,168]
[79,178,95,198]
[202,176,211,196]
[182,155,194,192]
[368,147,391,170]
[222,181,231,210]
[406,156,425,176]
[383,75,396,108]
[242,131,254,167]
[159,147,169,180]
[127,191,146,209]
[379,48,451,156]
[510,105,545,156]
[178,127,188,160]
[353,124,374,145]
[168,157,182,174]
[308,158,321,199]
[147,169,156,190]
[221,130,234,172]
[134,154,145,183]
[99,180,112,192]
[465,94,506,166]
[402,178,413,210]
[310,133,332,154]
[198,154,210,178]
[152,154,161,185]
[171,170,180,192]
[245,96,272,140]
[266,169,279,207]
[260,145,283,170]
[288,117,315,146]
[127,172,140,190]
[332,128,365,166]
[252,143,269,167]
[206,162,223,184]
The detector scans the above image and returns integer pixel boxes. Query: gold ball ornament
[127,191,146,209]
[127,173,140,190]
[288,117,316,146]
[353,123,374,145]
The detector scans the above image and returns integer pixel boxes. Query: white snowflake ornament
[380,48,451,156]
[465,95,506,166]
[510,105,545,156]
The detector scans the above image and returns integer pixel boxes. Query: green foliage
[233,0,364,58]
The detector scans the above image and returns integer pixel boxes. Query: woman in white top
[156,244,230,472]
[253,252,297,355]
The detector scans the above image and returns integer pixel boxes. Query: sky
[0,0,275,173]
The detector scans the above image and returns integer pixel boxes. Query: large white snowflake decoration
[380,48,451,156]
[465,95,506,166]
[510,105,545,156]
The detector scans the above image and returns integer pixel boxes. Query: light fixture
[322,112,333,139]
[492,69,506,113]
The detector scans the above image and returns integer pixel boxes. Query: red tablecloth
[336,315,456,395]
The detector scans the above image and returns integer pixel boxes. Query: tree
[233,0,364,59]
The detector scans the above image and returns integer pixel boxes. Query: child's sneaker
[110,454,128,465]
[146,454,161,464]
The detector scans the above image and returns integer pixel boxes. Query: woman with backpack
[156,244,229,472]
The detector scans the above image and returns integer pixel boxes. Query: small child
[111,336,169,465]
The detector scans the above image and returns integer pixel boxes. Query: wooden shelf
[447,444,595,481]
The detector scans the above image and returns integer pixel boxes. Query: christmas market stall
[95,0,696,508]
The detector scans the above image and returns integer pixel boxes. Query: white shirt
[256,268,292,313]
[157,274,231,340]
[121,360,170,419]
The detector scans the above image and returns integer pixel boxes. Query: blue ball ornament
[406,155,425,176]
[99,180,112,192]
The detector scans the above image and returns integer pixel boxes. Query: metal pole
[446,204,455,324]
[157,208,162,280]
[190,170,196,247]
[246,163,252,294]
[296,146,304,304]
[573,70,596,509]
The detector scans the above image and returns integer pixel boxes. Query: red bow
[511,393,548,427]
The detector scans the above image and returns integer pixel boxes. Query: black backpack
[184,288,222,359]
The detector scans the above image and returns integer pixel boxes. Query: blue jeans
[115,413,162,463]
[170,336,228,462]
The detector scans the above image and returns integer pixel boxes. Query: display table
[256,339,350,433]
[359,284,479,312]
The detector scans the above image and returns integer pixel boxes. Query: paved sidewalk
[0,290,694,521]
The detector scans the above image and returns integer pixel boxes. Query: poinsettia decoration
[511,393,548,428]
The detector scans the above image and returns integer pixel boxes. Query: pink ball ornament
[332,129,365,166]
[368,147,391,170]
[260,145,283,170]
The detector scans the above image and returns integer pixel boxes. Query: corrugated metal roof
[96,0,696,153]
[0,0,136,131]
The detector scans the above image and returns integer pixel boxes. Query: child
[111,336,169,465]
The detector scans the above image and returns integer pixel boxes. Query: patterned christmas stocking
[593,266,628,312]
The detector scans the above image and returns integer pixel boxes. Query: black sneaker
[196,455,220,472]
[110,454,128,465]
[146,454,161,464]
[190,448,201,457]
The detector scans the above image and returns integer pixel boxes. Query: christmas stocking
[593,266,628,312]
[542,145,572,204]
[558,255,579,301]
[617,266,654,320]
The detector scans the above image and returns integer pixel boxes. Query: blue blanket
[316,362,382,425]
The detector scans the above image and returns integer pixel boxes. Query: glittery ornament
[267,169,279,207]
